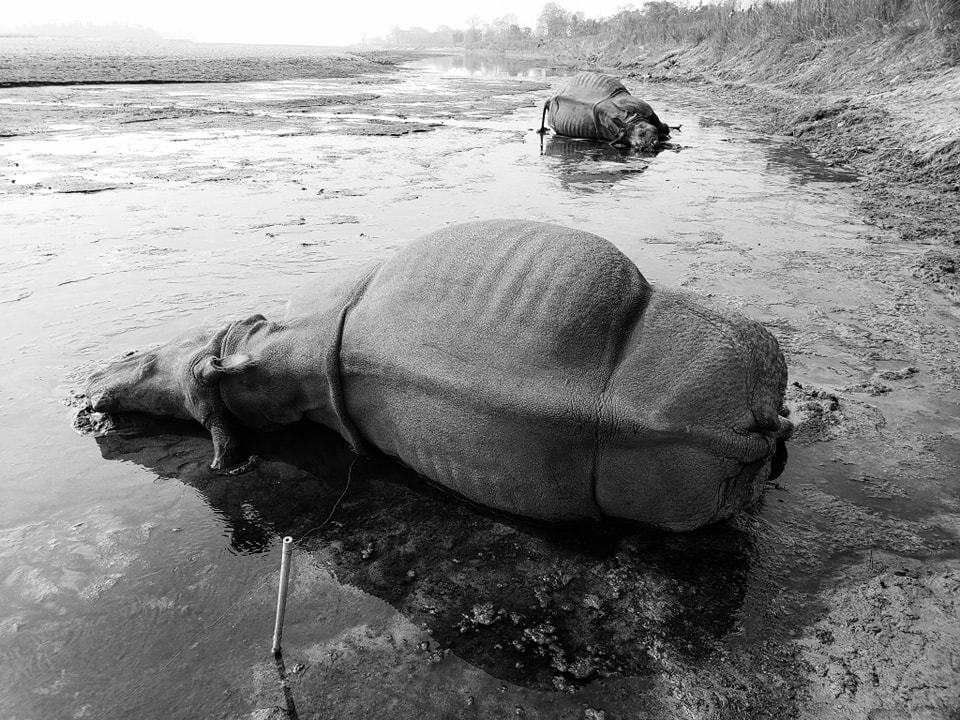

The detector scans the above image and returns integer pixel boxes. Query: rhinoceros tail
[538,98,550,135]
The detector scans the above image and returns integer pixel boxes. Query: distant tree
[536,2,572,37]
[490,13,519,38]
[608,8,644,43]
[644,1,681,41]
[435,24,456,44]
[569,11,601,36]
[464,15,483,43]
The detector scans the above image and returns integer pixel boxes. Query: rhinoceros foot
[213,453,261,476]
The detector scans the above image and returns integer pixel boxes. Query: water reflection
[539,134,668,193]
[753,139,858,184]
[93,419,762,690]
[541,134,638,162]
[408,54,559,78]
[94,419,359,554]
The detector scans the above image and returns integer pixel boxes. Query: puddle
[749,138,859,184]
[2,48,960,719]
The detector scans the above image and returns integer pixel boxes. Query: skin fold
[85,220,791,531]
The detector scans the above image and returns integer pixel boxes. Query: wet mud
[2,48,960,720]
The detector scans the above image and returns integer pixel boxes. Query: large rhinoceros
[84,220,791,531]
[539,72,673,150]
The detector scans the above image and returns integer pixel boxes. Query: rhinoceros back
[340,219,650,522]
[560,72,630,103]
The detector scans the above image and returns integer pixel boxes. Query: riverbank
[536,28,960,300]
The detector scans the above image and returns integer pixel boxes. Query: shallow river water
[2,51,959,719]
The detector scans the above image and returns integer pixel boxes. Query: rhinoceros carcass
[540,71,673,150]
[84,220,791,531]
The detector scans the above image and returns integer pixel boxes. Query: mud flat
[0,37,421,87]
[1,44,959,719]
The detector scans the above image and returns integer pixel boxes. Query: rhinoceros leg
[538,98,551,135]
[194,353,258,471]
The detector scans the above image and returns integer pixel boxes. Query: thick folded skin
[84,219,790,530]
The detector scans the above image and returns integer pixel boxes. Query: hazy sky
[2,0,639,46]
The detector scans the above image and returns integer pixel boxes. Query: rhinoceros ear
[610,117,629,146]
[195,353,255,386]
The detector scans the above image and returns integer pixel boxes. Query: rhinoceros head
[611,116,659,150]
[85,323,255,471]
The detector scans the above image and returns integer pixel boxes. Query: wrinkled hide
[540,72,672,150]
[85,220,791,531]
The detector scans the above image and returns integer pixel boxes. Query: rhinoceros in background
[540,71,674,150]
[84,220,791,531]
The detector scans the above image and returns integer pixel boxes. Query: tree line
[379,0,957,49]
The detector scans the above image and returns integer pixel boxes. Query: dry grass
[600,0,960,63]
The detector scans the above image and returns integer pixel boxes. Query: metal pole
[271,536,294,655]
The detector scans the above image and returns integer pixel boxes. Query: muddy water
[2,53,959,719]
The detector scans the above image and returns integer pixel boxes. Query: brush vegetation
[474,1,946,75]
[556,0,958,57]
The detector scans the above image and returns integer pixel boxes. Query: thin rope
[298,455,356,542]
